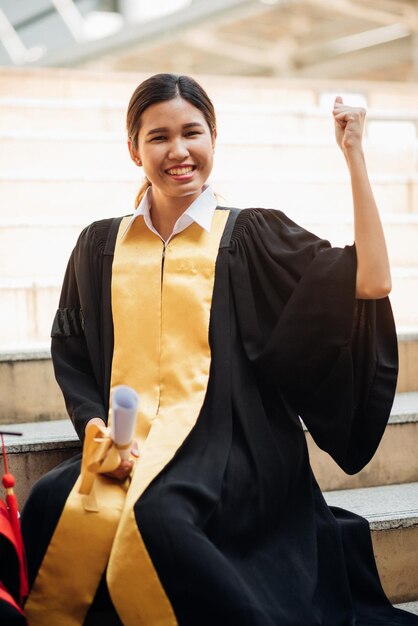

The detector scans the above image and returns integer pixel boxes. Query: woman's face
[130,96,216,207]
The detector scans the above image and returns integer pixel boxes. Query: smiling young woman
[20,74,418,626]
[128,96,216,241]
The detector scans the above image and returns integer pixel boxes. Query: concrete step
[0,68,142,101]
[396,602,418,616]
[1,420,416,604]
[2,172,418,218]
[0,223,82,281]
[1,271,417,345]
[214,141,417,177]
[0,130,134,174]
[0,172,138,218]
[1,420,80,507]
[0,280,60,346]
[2,67,418,110]
[1,130,416,175]
[309,392,418,491]
[301,216,418,267]
[0,350,66,424]
[0,70,318,107]
[0,97,127,133]
[1,390,416,491]
[1,96,417,142]
[398,329,418,394]
[1,336,417,422]
[390,269,418,327]
[1,215,418,281]
[215,174,418,216]
[324,482,418,603]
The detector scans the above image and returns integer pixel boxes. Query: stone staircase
[0,68,417,614]
[1,343,417,609]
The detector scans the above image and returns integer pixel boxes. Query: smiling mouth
[166,166,196,176]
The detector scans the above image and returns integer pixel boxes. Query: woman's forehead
[139,96,208,132]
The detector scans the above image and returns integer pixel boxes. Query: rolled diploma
[111,385,139,461]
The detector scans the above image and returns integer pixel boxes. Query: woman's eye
[150,135,166,142]
[186,131,201,137]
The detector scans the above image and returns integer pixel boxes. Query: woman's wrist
[85,417,106,433]
[343,144,365,164]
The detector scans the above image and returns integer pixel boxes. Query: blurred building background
[1,0,418,349]
[1,0,418,80]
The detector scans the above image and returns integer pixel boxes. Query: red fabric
[5,494,28,602]
[0,580,25,615]
[1,434,29,609]
[0,500,17,549]
[0,498,29,606]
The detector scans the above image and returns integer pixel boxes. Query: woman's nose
[168,138,190,160]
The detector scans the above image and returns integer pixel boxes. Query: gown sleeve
[229,208,398,474]
[50,223,108,441]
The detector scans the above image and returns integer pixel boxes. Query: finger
[104,466,132,481]
[334,95,343,105]
[131,440,140,458]
[333,111,357,122]
[333,107,355,118]
[110,460,133,474]
[334,107,366,118]
[333,114,348,125]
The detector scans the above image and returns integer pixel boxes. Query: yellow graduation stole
[25,209,230,626]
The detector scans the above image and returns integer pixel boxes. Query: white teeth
[167,166,194,175]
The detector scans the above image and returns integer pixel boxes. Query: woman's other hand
[85,416,107,431]
[103,460,134,482]
[333,96,366,155]
[85,417,135,481]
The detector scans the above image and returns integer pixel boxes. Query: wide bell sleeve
[51,224,108,441]
[229,208,398,474]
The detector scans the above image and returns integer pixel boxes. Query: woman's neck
[149,189,202,241]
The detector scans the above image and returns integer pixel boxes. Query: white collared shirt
[122,184,218,244]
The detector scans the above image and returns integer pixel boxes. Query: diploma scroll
[111,385,140,461]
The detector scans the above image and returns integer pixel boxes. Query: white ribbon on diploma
[111,385,140,460]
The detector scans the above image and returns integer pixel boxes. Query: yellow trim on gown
[25,210,230,626]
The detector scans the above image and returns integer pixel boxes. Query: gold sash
[25,210,229,626]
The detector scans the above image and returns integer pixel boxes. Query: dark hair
[127,73,217,208]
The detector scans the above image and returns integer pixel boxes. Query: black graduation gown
[22,208,418,626]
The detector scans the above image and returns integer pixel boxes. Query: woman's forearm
[333,98,392,300]
[345,148,392,299]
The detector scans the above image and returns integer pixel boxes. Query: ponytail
[134,177,152,209]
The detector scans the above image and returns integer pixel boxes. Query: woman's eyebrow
[182,122,204,129]
[146,127,168,136]
[146,122,204,137]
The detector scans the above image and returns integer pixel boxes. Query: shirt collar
[122,184,218,241]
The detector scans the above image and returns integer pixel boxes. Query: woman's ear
[127,138,142,166]
[212,128,217,152]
